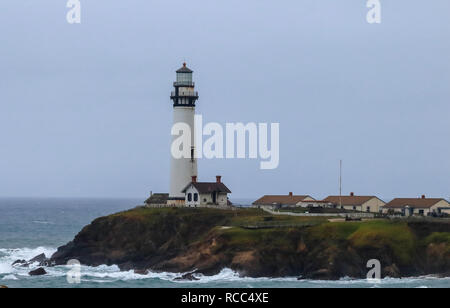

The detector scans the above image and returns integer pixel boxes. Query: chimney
[422,195,426,199]
[192,176,197,183]
[289,192,293,197]
[350,192,354,197]
[216,176,222,183]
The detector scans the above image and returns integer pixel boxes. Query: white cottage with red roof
[382,196,450,216]
[182,176,232,208]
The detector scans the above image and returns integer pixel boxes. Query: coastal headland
[49,207,450,280]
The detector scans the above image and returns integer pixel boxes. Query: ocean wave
[32,220,55,225]
[1,247,449,287]
[0,247,57,275]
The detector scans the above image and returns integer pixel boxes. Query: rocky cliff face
[50,207,450,280]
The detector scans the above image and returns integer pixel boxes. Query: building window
[353,206,357,211]
[188,193,192,202]
[194,193,198,202]
[419,210,424,216]
[366,207,370,212]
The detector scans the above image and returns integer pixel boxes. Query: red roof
[182,182,231,194]
[323,196,379,206]
[384,198,448,209]
[253,195,313,206]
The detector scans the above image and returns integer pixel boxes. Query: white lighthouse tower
[168,63,199,205]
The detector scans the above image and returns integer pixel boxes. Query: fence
[260,206,375,219]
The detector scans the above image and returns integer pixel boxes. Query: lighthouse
[168,63,199,205]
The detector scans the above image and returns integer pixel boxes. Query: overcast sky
[0,0,449,200]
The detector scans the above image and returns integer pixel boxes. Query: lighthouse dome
[176,62,193,73]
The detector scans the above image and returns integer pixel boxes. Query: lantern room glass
[176,72,193,84]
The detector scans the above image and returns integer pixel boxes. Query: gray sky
[0,0,449,200]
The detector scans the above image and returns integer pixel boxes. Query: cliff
[50,207,450,280]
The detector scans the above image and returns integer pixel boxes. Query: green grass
[308,222,361,242]
[217,226,297,250]
[348,220,415,265]
[425,232,450,245]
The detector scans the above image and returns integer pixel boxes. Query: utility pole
[339,160,343,209]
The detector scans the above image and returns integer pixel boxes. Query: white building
[182,176,232,208]
[382,196,450,216]
[323,193,386,213]
[168,63,199,206]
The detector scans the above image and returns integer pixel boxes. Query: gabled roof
[323,196,379,206]
[384,198,448,209]
[182,182,231,194]
[253,195,313,206]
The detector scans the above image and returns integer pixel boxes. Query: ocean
[0,198,449,288]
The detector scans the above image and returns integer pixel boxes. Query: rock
[29,268,47,276]
[12,259,27,266]
[48,207,450,280]
[29,253,47,264]
[303,269,337,280]
[0,285,8,288]
[28,253,52,267]
[134,269,149,275]
[174,273,199,281]
[383,264,401,278]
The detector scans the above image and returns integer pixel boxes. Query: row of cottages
[252,192,385,213]
[252,192,450,216]
[382,196,450,216]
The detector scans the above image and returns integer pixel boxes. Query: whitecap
[0,247,57,275]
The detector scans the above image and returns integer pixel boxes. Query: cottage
[382,196,450,216]
[252,193,315,208]
[182,176,232,208]
[323,193,385,213]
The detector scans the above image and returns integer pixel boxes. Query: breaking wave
[1,247,449,288]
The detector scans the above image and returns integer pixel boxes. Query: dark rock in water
[134,269,149,275]
[28,253,52,267]
[29,253,47,264]
[29,268,47,276]
[12,259,27,266]
[174,273,199,281]
[304,269,334,280]
[383,264,401,278]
